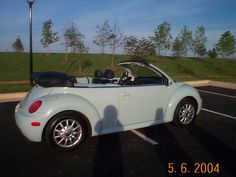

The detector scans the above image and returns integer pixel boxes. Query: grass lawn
[0,52,236,93]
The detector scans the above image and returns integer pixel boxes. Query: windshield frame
[118,60,174,86]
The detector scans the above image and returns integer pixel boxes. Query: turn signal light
[28,100,42,113]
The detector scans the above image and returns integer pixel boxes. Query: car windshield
[120,63,161,78]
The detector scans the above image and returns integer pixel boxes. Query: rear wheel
[174,98,197,127]
[45,112,86,151]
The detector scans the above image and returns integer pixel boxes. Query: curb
[0,92,27,103]
[186,80,211,87]
[0,80,236,103]
[186,80,236,89]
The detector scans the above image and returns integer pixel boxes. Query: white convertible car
[15,60,202,151]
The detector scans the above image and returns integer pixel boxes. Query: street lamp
[27,0,35,86]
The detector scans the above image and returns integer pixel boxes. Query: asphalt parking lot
[0,86,235,177]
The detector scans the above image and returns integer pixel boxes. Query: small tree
[12,37,24,52]
[172,36,184,57]
[107,23,123,67]
[208,48,217,58]
[78,59,93,75]
[124,36,156,57]
[135,38,156,56]
[40,19,59,55]
[215,31,236,58]
[75,40,89,54]
[93,20,112,53]
[63,23,87,63]
[151,21,172,56]
[63,23,85,53]
[192,26,207,58]
[124,36,138,55]
[179,26,193,56]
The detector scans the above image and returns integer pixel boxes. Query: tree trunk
[111,40,116,67]
[64,45,68,63]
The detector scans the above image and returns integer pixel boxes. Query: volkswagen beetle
[15,60,202,151]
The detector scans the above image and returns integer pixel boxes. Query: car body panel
[118,85,175,125]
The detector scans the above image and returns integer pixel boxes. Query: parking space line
[198,89,236,99]
[131,129,159,145]
[201,108,236,120]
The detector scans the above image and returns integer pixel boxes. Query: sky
[0,0,236,54]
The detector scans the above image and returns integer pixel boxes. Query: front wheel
[45,113,86,151]
[174,98,197,127]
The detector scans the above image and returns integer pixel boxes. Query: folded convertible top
[31,71,77,87]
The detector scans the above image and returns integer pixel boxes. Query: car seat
[93,69,103,83]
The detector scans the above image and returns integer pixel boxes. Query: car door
[118,84,172,126]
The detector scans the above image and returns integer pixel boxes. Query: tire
[45,112,86,151]
[174,98,197,127]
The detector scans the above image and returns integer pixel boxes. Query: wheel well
[182,96,198,110]
[42,110,92,142]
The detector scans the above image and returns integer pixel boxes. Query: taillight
[28,100,42,113]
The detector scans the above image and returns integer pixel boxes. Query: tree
[192,26,207,58]
[124,36,138,55]
[63,23,85,53]
[124,36,156,57]
[63,23,87,62]
[151,21,172,56]
[208,48,217,58]
[40,19,59,54]
[179,26,193,56]
[78,59,93,75]
[172,36,184,57]
[136,38,156,56]
[74,41,89,54]
[12,37,24,52]
[107,23,123,67]
[93,20,112,53]
[215,31,236,58]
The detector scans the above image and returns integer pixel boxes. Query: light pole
[27,0,35,86]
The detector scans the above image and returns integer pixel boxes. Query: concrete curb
[186,80,211,87]
[0,92,27,103]
[0,80,236,102]
[186,80,236,89]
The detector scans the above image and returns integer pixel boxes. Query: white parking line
[131,129,159,145]
[201,108,236,120]
[198,89,236,99]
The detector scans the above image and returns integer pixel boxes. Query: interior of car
[92,68,164,86]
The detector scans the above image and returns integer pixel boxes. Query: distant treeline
[12,20,236,59]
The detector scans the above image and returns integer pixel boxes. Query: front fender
[164,84,202,122]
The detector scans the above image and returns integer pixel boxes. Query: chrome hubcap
[178,104,195,124]
[53,119,82,148]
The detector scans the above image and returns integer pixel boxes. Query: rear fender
[35,93,101,138]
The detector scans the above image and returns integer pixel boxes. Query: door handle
[120,91,130,97]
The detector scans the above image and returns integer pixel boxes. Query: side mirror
[164,78,172,86]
